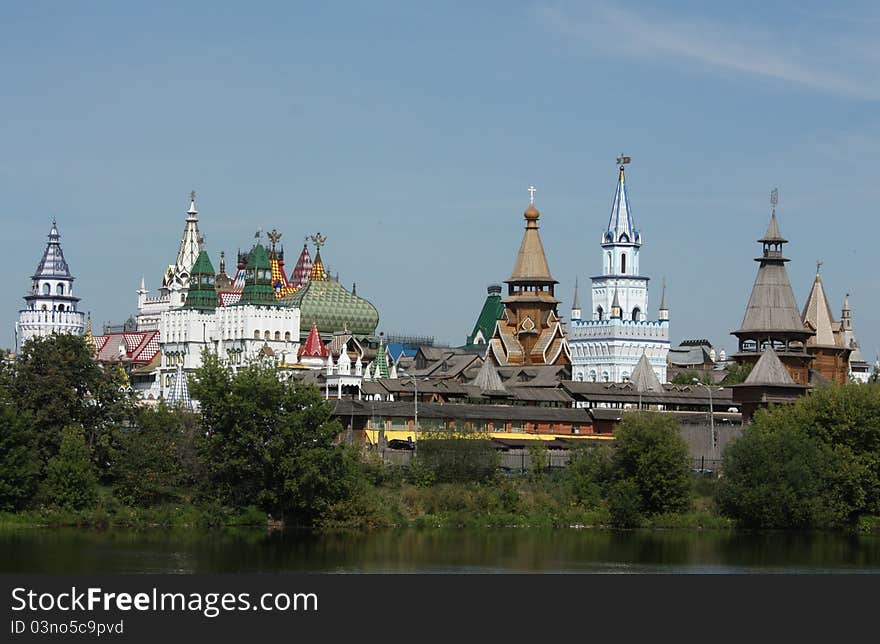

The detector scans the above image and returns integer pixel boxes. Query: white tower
[137,192,204,330]
[592,162,648,321]
[569,158,670,384]
[16,221,86,351]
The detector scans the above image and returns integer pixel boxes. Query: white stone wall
[570,318,669,383]
[16,309,85,349]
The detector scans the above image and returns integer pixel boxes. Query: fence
[375,447,721,476]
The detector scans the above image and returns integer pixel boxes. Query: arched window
[43,283,50,295]
[576,372,584,382]
[57,304,65,312]
[602,371,610,383]
[597,306,604,320]
[589,370,597,382]
[284,331,291,341]
[622,372,630,383]
[621,253,627,274]
[264,330,270,340]
[632,307,641,321]
[254,330,260,339]
[56,283,64,295]
[606,252,612,274]
[274,331,280,340]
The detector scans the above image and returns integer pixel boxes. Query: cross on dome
[528,185,536,204]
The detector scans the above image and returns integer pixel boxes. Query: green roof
[183,250,220,310]
[281,278,379,337]
[236,244,278,306]
[467,291,504,345]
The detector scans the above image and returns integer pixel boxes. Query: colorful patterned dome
[281,269,379,338]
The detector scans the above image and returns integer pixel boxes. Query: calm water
[2,527,880,573]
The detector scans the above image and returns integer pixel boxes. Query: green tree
[564,442,613,507]
[612,412,692,515]
[42,425,98,510]
[527,440,549,481]
[12,335,135,476]
[192,355,365,525]
[722,362,753,385]
[671,370,713,385]
[113,404,203,506]
[718,383,880,527]
[717,422,854,528]
[607,479,643,528]
[0,395,40,511]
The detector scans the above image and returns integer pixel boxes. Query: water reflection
[1,527,879,573]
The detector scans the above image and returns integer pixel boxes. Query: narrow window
[621,253,627,274]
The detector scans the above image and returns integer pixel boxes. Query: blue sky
[2,1,878,360]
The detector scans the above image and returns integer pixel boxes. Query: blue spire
[604,164,640,245]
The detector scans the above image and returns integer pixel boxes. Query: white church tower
[16,221,86,351]
[137,191,203,330]
[569,158,669,383]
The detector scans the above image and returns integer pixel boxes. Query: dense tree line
[3,335,880,531]
[0,336,364,526]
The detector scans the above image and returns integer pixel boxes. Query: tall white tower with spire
[16,221,86,351]
[568,158,669,383]
[136,192,204,330]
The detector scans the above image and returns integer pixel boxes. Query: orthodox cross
[267,228,282,251]
[770,187,778,215]
[616,154,631,166]
[310,232,327,249]
[816,259,823,274]
[528,185,536,204]
[190,190,196,202]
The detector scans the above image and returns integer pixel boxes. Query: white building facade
[16,222,86,351]
[569,162,669,383]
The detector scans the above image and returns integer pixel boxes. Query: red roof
[298,322,328,358]
[290,244,313,289]
[92,330,160,364]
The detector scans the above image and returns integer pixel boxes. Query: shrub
[42,425,98,510]
[612,412,691,515]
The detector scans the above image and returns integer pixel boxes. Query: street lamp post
[413,376,419,448]
[693,379,723,463]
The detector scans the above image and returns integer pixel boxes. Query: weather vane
[190,190,196,202]
[528,185,536,204]
[267,229,282,249]
[616,154,631,166]
[309,232,327,250]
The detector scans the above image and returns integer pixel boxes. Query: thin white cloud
[539,2,880,100]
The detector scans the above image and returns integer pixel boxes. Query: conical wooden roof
[630,353,663,392]
[744,347,795,385]
[474,356,506,392]
[735,213,811,337]
[507,203,556,284]
[801,273,838,347]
